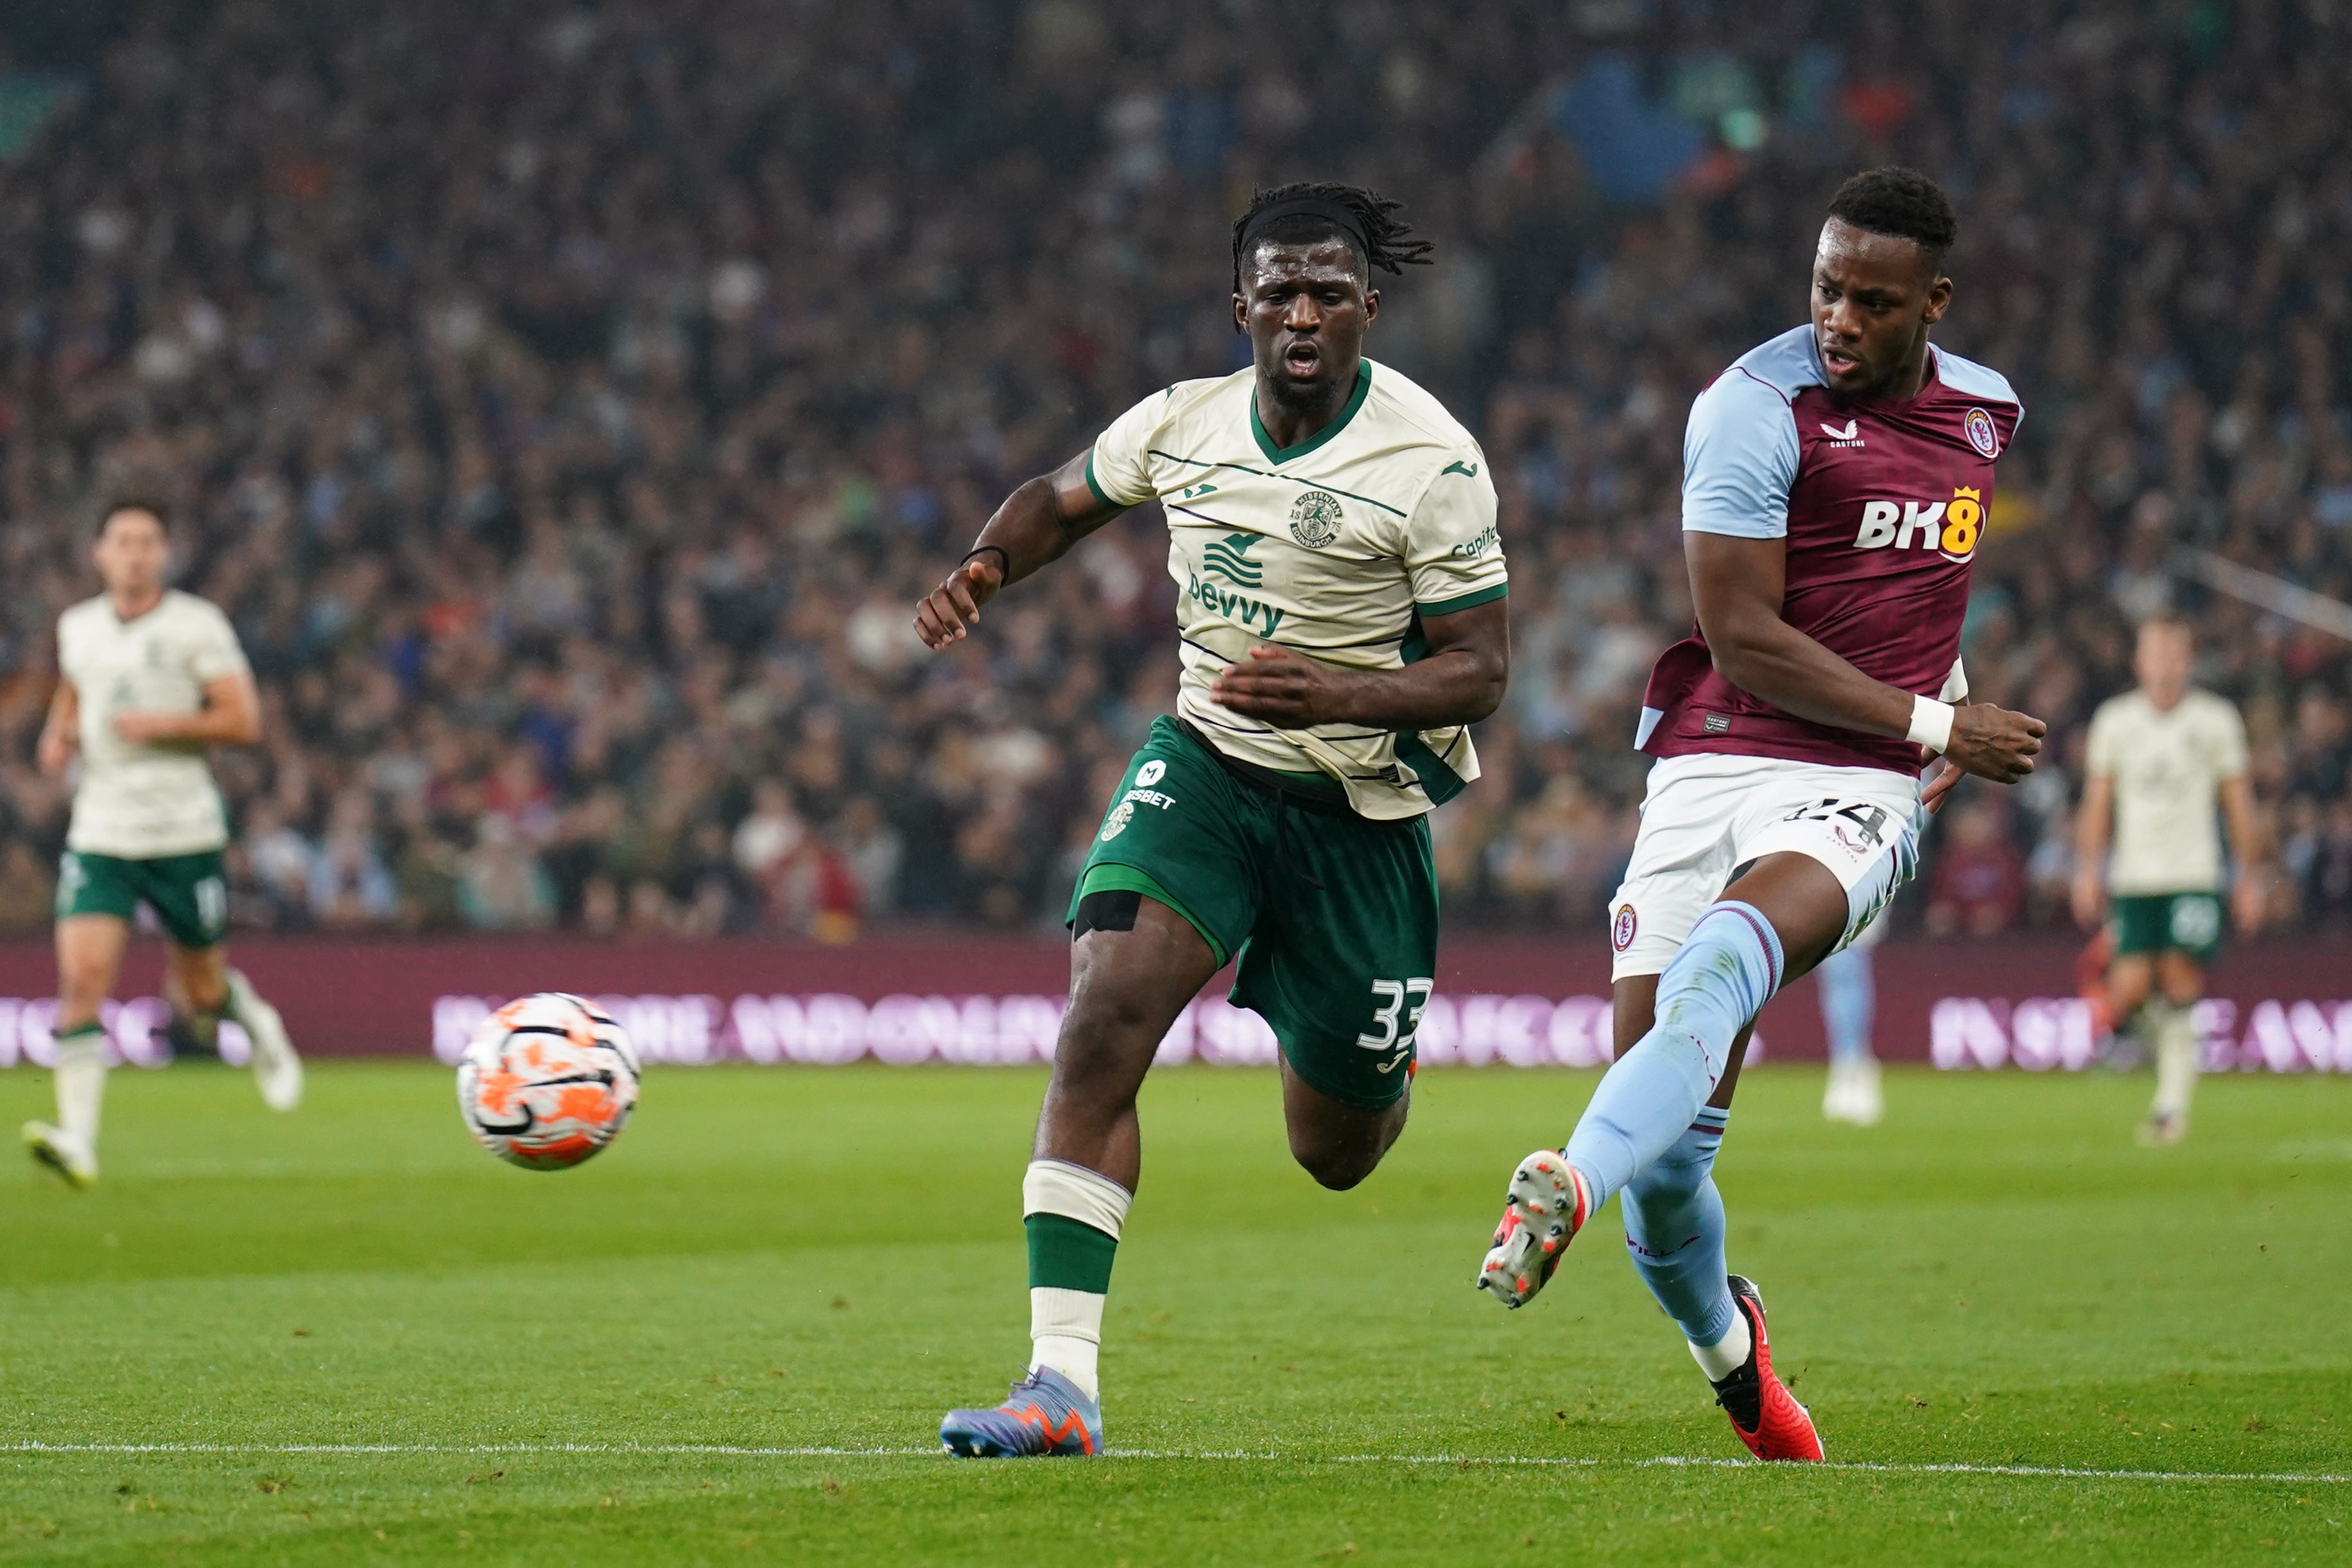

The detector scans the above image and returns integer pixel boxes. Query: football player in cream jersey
[913,184,1507,1456]
[25,499,301,1188]
[2073,616,2265,1145]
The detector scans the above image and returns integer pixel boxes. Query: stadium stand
[0,1,2346,938]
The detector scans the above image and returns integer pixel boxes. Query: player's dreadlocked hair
[1231,182,1435,295]
[1827,166,1959,274]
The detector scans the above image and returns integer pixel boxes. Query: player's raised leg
[164,937,301,1112]
[939,894,1218,1458]
[2140,950,2207,1146]
[1818,915,1884,1125]
[27,908,130,1187]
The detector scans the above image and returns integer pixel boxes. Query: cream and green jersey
[2084,687,2249,895]
[1087,358,1505,821]
[57,589,248,859]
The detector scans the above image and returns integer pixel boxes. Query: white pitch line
[5,1442,2346,1485]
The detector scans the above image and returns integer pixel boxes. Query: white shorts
[1607,753,1923,981]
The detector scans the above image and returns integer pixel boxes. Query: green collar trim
[1250,361,1372,465]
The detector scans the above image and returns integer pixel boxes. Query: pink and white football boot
[1474,1150,1592,1309]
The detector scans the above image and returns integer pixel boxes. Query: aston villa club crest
[1611,903,1638,952]
[1289,490,1344,549]
[1964,406,2000,457]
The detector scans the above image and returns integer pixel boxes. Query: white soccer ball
[455,992,641,1171]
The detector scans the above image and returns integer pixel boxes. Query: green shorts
[1069,716,1439,1110]
[56,849,230,949]
[2111,892,2223,965]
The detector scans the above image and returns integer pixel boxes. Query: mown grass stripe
[9,1442,2346,1484]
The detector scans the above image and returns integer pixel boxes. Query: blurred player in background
[1816,901,1886,1126]
[915,184,1506,1457]
[24,499,301,1188]
[2072,617,2265,1146]
[1476,168,2046,1461]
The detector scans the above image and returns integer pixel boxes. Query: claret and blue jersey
[1637,324,2023,775]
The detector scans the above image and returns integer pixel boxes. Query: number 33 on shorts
[1356,978,1433,1074]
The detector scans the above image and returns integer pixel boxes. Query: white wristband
[1907,695,1956,755]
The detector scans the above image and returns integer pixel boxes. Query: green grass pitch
[2,1058,2348,1565]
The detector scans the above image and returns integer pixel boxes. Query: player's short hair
[2138,613,2193,644]
[1826,167,1959,276]
[96,494,171,537]
[1231,182,1433,296]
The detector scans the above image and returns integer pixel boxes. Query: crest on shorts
[1289,490,1344,549]
[1099,801,1136,842]
[1964,407,1999,457]
[1611,903,1638,952]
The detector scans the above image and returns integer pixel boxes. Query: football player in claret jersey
[1474,168,2046,1460]
[25,499,302,1188]
[913,184,1507,1456]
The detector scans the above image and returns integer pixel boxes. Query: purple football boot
[940,1366,1103,1458]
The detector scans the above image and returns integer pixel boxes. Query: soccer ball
[456,993,640,1170]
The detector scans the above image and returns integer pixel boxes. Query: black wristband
[960,544,1010,576]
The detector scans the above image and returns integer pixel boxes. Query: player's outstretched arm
[2218,773,2269,935]
[36,678,78,774]
[113,671,263,748]
[2070,772,2114,928]
[913,451,1128,650]
[1212,598,1507,731]
[1687,530,2043,784]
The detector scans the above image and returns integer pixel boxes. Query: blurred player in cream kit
[24,497,301,1188]
[2072,616,2265,1146]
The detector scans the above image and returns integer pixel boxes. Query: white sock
[1030,1289,1105,1400]
[2150,1001,2201,1121]
[1688,1311,1753,1382]
[53,1026,108,1153]
[1023,1160,1131,1404]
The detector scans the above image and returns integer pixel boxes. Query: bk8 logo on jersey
[1852,487,1984,562]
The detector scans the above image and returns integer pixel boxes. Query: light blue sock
[1817,943,1875,1065]
[1621,1106,1736,1349]
[1564,900,1783,1212]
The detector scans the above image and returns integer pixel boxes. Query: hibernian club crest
[1289,489,1344,549]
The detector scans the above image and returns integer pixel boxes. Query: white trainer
[23,1120,96,1189]
[229,969,303,1112]
[1822,1056,1883,1126]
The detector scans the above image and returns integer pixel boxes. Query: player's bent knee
[1291,1142,1379,1191]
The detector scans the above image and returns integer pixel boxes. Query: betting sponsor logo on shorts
[1851,486,1983,562]
[1288,490,1343,549]
[1964,406,2000,457]
[1136,760,1166,787]
[1611,902,1638,952]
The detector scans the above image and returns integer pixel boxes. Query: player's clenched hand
[112,712,184,744]
[2070,866,2106,930]
[35,726,74,775]
[912,557,1005,650]
[1941,702,2045,786]
[1212,645,1343,726]
[1919,758,1962,815]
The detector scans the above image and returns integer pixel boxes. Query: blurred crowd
[0,0,2348,940]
